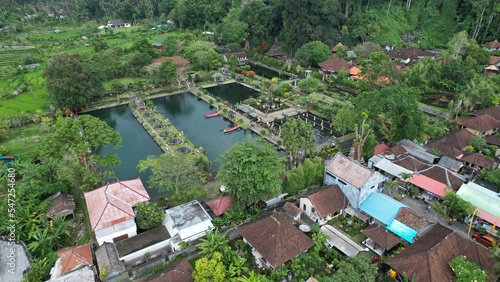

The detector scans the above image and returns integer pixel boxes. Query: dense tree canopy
[40,115,122,191]
[295,41,331,67]
[135,202,165,231]
[216,139,283,206]
[280,118,315,169]
[44,52,104,110]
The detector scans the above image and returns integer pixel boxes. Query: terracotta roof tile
[385,224,495,282]
[46,193,76,217]
[425,129,475,157]
[419,165,465,190]
[138,259,194,282]
[237,212,314,268]
[168,56,190,67]
[301,185,347,218]
[362,224,401,250]
[390,145,407,157]
[461,153,495,169]
[326,153,374,189]
[489,56,500,65]
[283,202,302,218]
[395,208,429,231]
[58,244,93,276]
[489,40,500,48]
[318,57,353,73]
[455,114,500,132]
[485,135,500,146]
[84,178,150,231]
[393,156,430,172]
[373,143,390,155]
[206,195,233,217]
[471,106,500,120]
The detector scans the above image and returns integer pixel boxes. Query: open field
[1,123,45,158]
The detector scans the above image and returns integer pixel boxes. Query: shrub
[209,99,214,104]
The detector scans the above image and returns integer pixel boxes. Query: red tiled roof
[419,165,465,190]
[485,135,500,146]
[283,202,302,218]
[331,43,343,52]
[393,156,430,172]
[318,57,353,73]
[390,145,407,157]
[395,208,429,231]
[84,178,150,231]
[168,56,190,67]
[58,244,93,276]
[385,224,495,282]
[237,212,314,268]
[302,185,347,218]
[461,153,495,169]
[409,174,450,198]
[373,143,390,155]
[455,114,500,132]
[362,224,401,250]
[138,259,194,282]
[151,56,166,64]
[326,153,374,189]
[490,56,500,65]
[425,129,475,157]
[489,40,500,48]
[46,193,76,217]
[396,47,435,60]
[471,106,500,121]
[206,195,233,216]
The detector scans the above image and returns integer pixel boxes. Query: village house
[317,57,354,78]
[106,19,131,28]
[320,225,366,257]
[299,185,347,225]
[488,40,500,52]
[163,200,213,251]
[385,46,435,65]
[457,181,500,233]
[136,259,194,282]
[324,152,386,209]
[362,224,401,255]
[237,212,314,269]
[84,178,150,246]
[385,223,494,282]
[283,202,302,221]
[426,128,475,159]
[49,244,95,281]
[222,52,248,65]
[455,114,500,136]
[46,192,76,218]
[205,195,233,217]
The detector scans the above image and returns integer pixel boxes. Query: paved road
[385,189,472,239]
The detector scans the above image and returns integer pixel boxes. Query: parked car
[472,232,497,248]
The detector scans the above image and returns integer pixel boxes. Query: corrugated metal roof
[320,225,366,257]
[386,219,418,243]
[457,182,500,225]
[359,193,407,225]
[373,158,412,179]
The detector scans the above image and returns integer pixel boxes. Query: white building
[324,152,386,209]
[299,185,347,225]
[84,178,150,246]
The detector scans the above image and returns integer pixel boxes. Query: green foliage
[362,132,378,160]
[44,52,104,110]
[469,136,487,152]
[0,145,8,155]
[138,152,206,203]
[449,255,487,282]
[328,255,378,282]
[282,157,323,195]
[221,21,248,46]
[40,115,121,191]
[135,202,165,231]
[228,55,239,69]
[281,118,315,169]
[193,252,227,282]
[443,191,474,220]
[216,139,283,206]
[157,58,177,84]
[295,41,331,67]
[197,229,231,259]
[298,77,322,93]
[478,168,500,184]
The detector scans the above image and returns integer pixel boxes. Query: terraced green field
[0,48,32,68]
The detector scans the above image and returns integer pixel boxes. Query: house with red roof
[488,39,500,52]
[84,178,150,246]
[299,185,347,225]
[317,57,353,78]
[206,195,233,217]
[237,212,314,269]
[324,152,386,209]
[50,244,95,281]
[455,114,500,136]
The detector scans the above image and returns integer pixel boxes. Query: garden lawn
[1,124,45,159]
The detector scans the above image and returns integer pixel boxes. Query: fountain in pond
[176,147,191,154]
[167,138,183,145]
[159,130,173,137]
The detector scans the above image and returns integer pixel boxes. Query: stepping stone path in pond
[167,138,183,145]
[176,147,191,154]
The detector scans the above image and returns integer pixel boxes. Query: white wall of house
[178,221,214,241]
[95,219,137,246]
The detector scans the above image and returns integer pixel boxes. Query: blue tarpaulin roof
[386,219,418,243]
[359,193,407,225]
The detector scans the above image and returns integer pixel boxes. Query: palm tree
[385,179,398,192]
[399,172,413,189]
